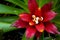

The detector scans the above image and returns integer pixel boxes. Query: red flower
[12,0,60,38]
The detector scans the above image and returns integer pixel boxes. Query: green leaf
[24,0,28,5]
[38,0,50,7]
[52,1,60,25]
[0,22,17,32]
[52,0,60,13]
[6,0,29,12]
[52,0,58,8]
[22,34,26,40]
[52,13,60,25]
[53,5,60,13]
[55,34,60,40]
[40,32,44,40]
[0,4,24,15]
[55,24,60,32]
[44,37,52,40]
[0,30,3,40]
[22,34,33,40]
[0,16,18,23]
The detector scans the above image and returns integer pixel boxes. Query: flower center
[32,15,43,24]
[29,15,43,26]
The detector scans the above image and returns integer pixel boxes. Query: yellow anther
[39,17,43,21]
[32,15,36,18]
[29,22,32,26]
[40,29,44,32]
[29,21,35,26]
[38,8,41,10]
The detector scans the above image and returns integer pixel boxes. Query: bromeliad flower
[12,0,60,39]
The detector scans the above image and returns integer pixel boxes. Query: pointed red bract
[28,0,38,13]
[12,19,27,28]
[45,22,60,34]
[19,13,31,22]
[26,27,36,38]
[41,2,52,13]
[35,23,44,32]
[34,8,42,17]
[43,11,56,22]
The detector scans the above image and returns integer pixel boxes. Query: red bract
[12,0,60,38]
